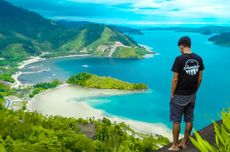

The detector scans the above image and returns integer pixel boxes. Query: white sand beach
[11,71,23,88]
[11,56,44,88]
[28,84,173,140]
[18,56,45,69]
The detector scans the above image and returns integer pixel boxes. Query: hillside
[145,26,230,35]
[0,0,151,67]
[0,79,169,152]
[67,72,148,90]
[0,0,77,66]
[57,20,144,35]
[0,108,169,152]
[208,32,230,47]
[48,23,149,59]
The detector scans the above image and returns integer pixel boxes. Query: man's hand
[196,70,203,92]
[170,95,174,101]
[171,72,179,101]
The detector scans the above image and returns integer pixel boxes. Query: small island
[67,72,148,90]
[208,32,230,47]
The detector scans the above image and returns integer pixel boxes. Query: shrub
[190,108,230,152]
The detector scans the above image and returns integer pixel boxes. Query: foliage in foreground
[190,108,230,152]
[0,109,169,152]
[67,72,148,90]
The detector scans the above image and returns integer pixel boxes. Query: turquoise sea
[19,30,230,130]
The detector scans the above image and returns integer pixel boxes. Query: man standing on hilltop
[169,36,204,151]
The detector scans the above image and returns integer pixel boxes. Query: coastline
[11,54,91,88]
[11,45,154,88]
[28,84,173,140]
[139,44,158,58]
[11,50,172,140]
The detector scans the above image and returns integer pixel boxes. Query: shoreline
[11,54,91,88]
[139,44,158,58]
[11,45,155,88]
[28,84,173,140]
[11,49,172,139]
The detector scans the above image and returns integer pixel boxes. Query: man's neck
[183,48,192,54]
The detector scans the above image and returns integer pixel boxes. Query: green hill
[44,23,150,59]
[67,72,148,90]
[0,0,77,66]
[57,20,144,35]
[0,0,151,67]
[208,32,230,47]
[144,26,230,47]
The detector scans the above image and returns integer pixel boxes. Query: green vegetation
[21,101,27,111]
[0,109,169,152]
[109,25,144,35]
[208,32,230,47]
[0,83,16,109]
[190,108,230,152]
[57,20,144,35]
[0,0,151,84]
[0,73,169,152]
[0,74,15,83]
[67,72,148,90]
[113,46,150,59]
[0,0,77,65]
[56,25,149,59]
[0,67,17,83]
[0,0,150,68]
[29,79,62,98]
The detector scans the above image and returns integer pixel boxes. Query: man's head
[178,36,191,53]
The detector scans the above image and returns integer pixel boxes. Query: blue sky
[7,0,230,26]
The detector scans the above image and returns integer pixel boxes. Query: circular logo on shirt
[183,59,200,76]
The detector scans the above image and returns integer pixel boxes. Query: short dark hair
[178,36,191,48]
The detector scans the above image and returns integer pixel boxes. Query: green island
[145,26,230,47]
[67,72,148,90]
[208,32,230,47]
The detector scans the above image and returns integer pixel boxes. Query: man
[169,36,204,151]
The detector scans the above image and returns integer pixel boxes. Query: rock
[156,120,222,152]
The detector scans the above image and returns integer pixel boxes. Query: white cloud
[66,0,132,5]
[66,0,230,19]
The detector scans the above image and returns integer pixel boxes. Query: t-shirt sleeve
[199,58,205,71]
[171,57,181,73]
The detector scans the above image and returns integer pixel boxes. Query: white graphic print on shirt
[183,59,200,76]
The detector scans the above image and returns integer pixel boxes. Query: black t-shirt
[171,53,204,95]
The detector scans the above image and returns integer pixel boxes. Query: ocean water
[19,30,230,130]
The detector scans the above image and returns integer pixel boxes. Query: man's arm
[196,70,203,92]
[171,72,179,98]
